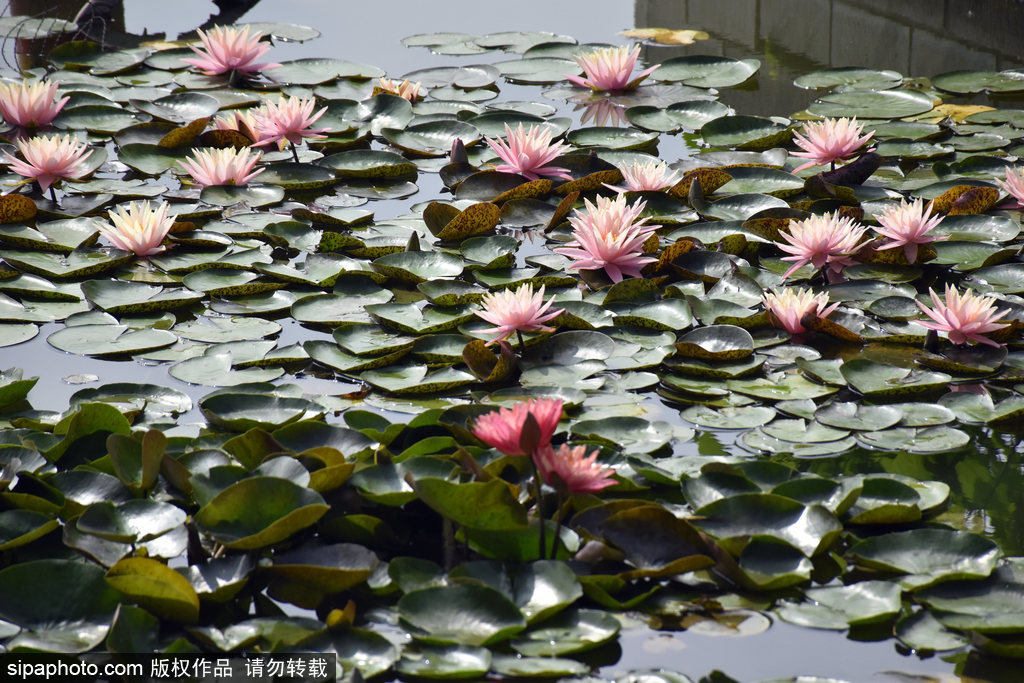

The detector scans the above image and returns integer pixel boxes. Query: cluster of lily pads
[2,17,1024,682]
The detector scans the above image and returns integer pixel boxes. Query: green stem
[516,329,526,351]
[550,493,566,560]
[290,142,300,163]
[529,458,546,560]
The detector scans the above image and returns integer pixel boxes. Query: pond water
[3,1,1024,682]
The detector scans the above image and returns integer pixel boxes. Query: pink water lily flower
[604,159,681,192]
[2,133,90,194]
[566,45,659,91]
[533,443,616,495]
[178,147,263,187]
[181,25,280,77]
[472,398,564,457]
[253,95,329,153]
[873,198,947,263]
[0,80,68,128]
[213,109,260,142]
[376,77,423,102]
[555,194,659,282]
[916,285,1009,347]
[778,212,869,279]
[762,287,839,336]
[996,166,1024,209]
[98,201,174,256]
[484,123,572,181]
[475,283,563,344]
[791,117,874,172]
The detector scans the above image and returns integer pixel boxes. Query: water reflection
[636,0,1024,116]
[6,0,266,69]
[794,424,1024,556]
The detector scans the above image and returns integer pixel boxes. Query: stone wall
[633,0,1024,116]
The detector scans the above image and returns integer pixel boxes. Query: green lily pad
[382,120,481,157]
[47,324,176,357]
[854,426,970,453]
[366,303,475,334]
[81,280,202,315]
[807,89,936,119]
[200,393,323,431]
[813,402,902,431]
[654,56,760,87]
[0,510,58,550]
[372,251,464,284]
[567,127,659,150]
[173,316,281,343]
[795,67,903,90]
[396,644,491,680]
[571,416,680,453]
[849,528,1001,588]
[841,359,951,398]
[105,556,199,623]
[54,104,146,133]
[701,115,791,150]
[932,70,1024,94]
[895,609,970,651]
[398,582,526,646]
[681,405,776,429]
[0,218,102,253]
[510,608,619,656]
[200,185,284,208]
[361,365,475,394]
[778,580,901,630]
[694,493,841,557]
[676,325,754,361]
[130,91,219,123]
[0,247,133,279]
[194,476,329,550]
[319,149,417,178]
[257,163,338,190]
[169,353,284,386]
[916,575,1024,634]
[269,58,384,85]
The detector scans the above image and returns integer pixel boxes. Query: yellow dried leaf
[620,28,710,45]
[904,103,994,124]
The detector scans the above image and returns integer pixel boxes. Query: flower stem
[528,458,546,559]
[550,493,566,560]
[48,186,57,203]
[516,329,526,351]
[290,142,300,163]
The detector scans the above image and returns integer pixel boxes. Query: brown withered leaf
[545,190,579,231]
[655,240,695,272]
[159,117,210,149]
[948,187,1000,215]
[198,128,254,149]
[435,202,500,241]
[462,339,516,382]
[931,184,998,215]
[0,194,37,224]
[493,178,552,203]
[554,169,623,196]
[670,168,732,201]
